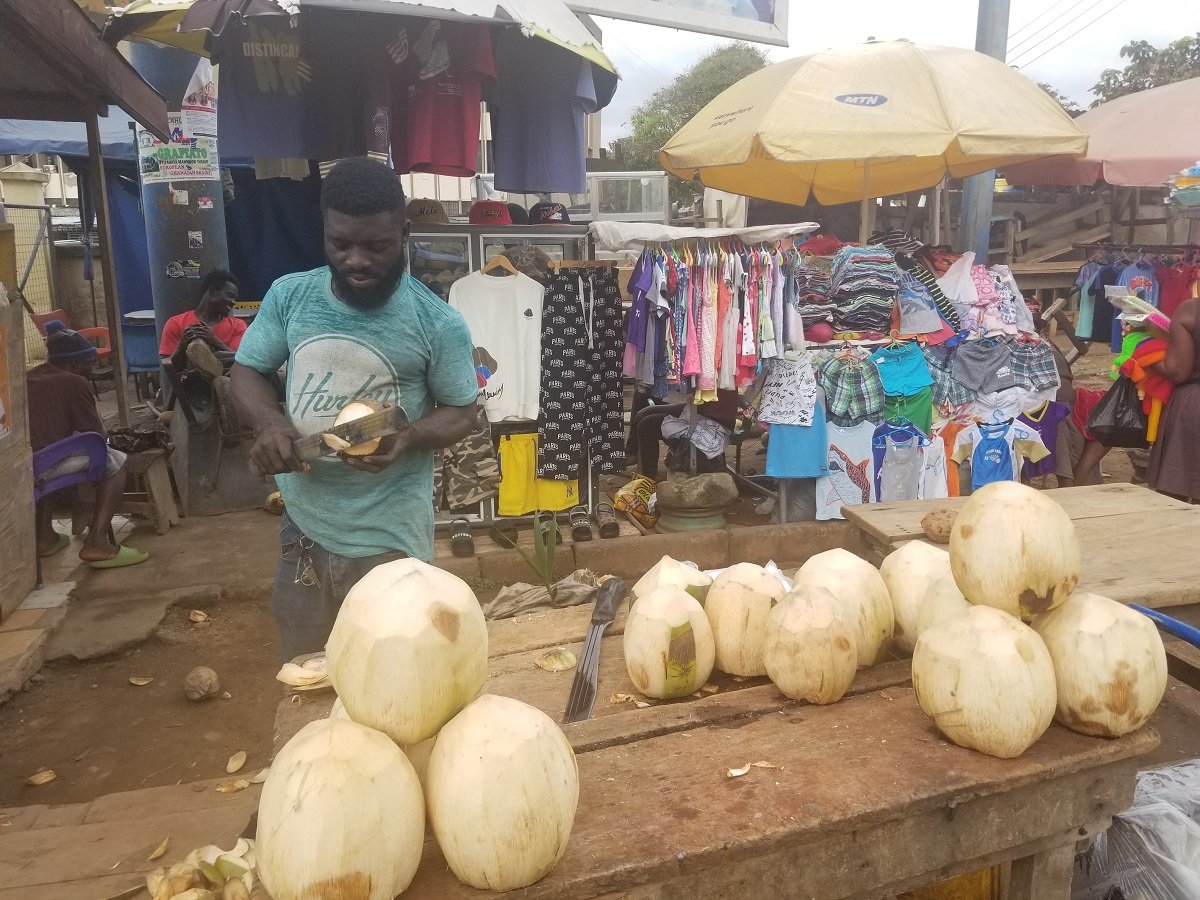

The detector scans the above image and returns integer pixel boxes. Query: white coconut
[879,541,953,654]
[915,575,971,639]
[256,718,424,900]
[426,695,578,891]
[624,585,715,698]
[764,586,858,704]
[1033,592,1167,737]
[326,558,488,745]
[912,605,1057,759]
[950,481,1081,620]
[631,555,713,604]
[705,562,788,676]
[792,548,894,667]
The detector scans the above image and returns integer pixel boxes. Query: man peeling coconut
[231,158,479,661]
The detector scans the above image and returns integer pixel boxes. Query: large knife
[292,405,410,462]
[563,578,626,724]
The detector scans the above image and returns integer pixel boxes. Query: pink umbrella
[1005,76,1200,187]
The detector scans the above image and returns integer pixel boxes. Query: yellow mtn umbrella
[661,40,1087,231]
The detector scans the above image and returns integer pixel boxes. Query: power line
[1014,0,1132,70]
[1007,0,1075,42]
[1008,0,1103,59]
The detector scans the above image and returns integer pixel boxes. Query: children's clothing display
[953,420,1049,490]
[448,271,543,421]
[1018,401,1070,479]
[766,393,830,479]
[870,342,934,396]
[756,352,818,426]
[815,348,886,427]
[815,420,878,520]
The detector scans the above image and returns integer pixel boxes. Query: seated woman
[626,389,741,481]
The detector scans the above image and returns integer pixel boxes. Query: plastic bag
[1074,760,1200,899]
[1086,376,1149,449]
[703,560,793,592]
[613,475,658,531]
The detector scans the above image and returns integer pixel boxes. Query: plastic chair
[30,308,72,336]
[32,432,109,588]
[121,322,162,401]
[76,327,114,396]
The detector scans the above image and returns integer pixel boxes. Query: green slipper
[38,532,70,558]
[87,545,150,570]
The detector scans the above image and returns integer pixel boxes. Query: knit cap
[44,320,97,364]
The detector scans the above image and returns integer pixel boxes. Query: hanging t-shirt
[1117,259,1160,308]
[953,420,1049,490]
[1018,401,1071,479]
[389,21,495,177]
[448,271,543,421]
[877,435,923,502]
[765,393,829,479]
[756,352,818,426]
[815,421,876,520]
[491,32,615,193]
[919,438,949,500]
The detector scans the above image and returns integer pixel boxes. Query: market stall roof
[0,108,141,161]
[0,0,168,141]
[106,0,616,73]
[1004,77,1200,188]
[590,220,819,251]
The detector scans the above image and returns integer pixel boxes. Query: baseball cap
[507,203,529,225]
[468,200,512,226]
[529,202,571,225]
[406,198,448,224]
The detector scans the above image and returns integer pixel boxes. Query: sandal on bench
[595,501,620,539]
[449,517,475,558]
[568,505,593,542]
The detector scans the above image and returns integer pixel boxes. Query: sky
[593,0,1197,146]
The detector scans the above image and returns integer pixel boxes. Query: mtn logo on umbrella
[835,94,888,108]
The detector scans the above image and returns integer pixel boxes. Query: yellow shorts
[496,432,579,516]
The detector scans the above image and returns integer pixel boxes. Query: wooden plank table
[275,601,1158,900]
[842,483,1200,609]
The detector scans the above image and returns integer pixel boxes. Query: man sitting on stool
[28,322,149,569]
[159,269,244,380]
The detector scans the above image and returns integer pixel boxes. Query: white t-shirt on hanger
[815,420,877,521]
[449,270,544,421]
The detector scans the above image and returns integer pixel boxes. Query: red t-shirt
[26,363,105,451]
[159,309,247,356]
[389,21,495,178]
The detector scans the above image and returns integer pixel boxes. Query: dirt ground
[0,600,282,808]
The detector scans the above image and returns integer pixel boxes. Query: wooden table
[275,601,1157,900]
[843,483,1200,609]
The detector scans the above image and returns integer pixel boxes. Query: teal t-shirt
[235,268,478,560]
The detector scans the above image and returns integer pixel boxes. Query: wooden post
[86,114,131,426]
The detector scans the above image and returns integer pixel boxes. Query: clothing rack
[1075,241,1200,256]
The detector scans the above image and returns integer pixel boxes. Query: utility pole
[959,0,1011,261]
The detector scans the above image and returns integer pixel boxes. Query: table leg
[1007,843,1075,900]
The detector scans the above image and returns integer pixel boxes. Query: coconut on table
[265,548,1158,899]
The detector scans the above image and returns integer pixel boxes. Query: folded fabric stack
[789,260,837,326]
[829,245,900,333]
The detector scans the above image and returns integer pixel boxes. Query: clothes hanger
[481,253,518,276]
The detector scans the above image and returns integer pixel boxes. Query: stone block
[477,544,576,587]
[0,608,52,632]
[431,555,481,582]
[727,521,861,570]
[0,629,48,699]
[573,529,730,580]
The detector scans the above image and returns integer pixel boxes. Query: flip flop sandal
[87,545,150,569]
[38,532,70,558]
[489,523,519,547]
[568,505,593,542]
[535,514,562,547]
[595,501,620,539]
[449,518,475,558]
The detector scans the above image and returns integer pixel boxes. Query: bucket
[655,504,727,532]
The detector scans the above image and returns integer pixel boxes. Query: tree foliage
[1091,34,1200,106]
[610,42,768,183]
[1037,82,1083,117]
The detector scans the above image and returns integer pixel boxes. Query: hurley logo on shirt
[288,335,401,434]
